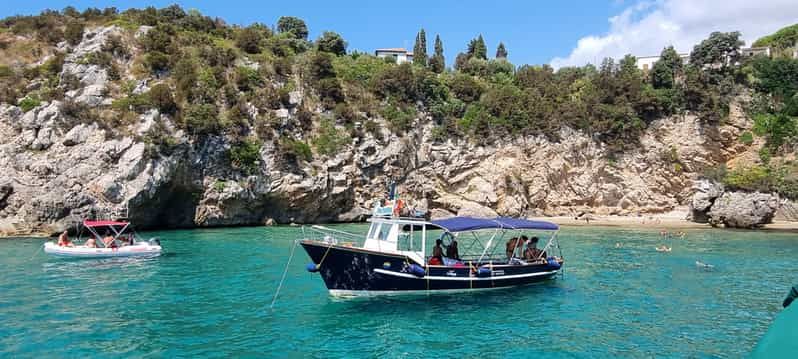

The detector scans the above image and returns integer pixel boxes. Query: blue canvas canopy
[430,216,559,232]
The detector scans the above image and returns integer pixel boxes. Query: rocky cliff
[0,25,783,235]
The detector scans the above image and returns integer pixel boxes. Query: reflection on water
[0,225,796,357]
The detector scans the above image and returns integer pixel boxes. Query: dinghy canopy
[429,216,559,232]
[83,220,129,227]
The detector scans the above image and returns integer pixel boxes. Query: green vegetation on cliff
[0,6,795,187]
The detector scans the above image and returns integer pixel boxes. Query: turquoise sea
[1,225,796,358]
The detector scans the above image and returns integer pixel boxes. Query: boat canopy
[429,216,559,233]
[83,220,129,228]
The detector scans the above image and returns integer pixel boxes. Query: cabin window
[376,225,390,241]
[369,223,390,242]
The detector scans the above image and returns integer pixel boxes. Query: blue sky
[2,1,797,68]
[0,0,622,65]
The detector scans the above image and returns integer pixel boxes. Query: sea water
[0,225,796,358]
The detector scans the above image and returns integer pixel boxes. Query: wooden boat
[300,212,564,297]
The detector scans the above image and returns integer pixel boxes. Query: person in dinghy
[44,220,162,259]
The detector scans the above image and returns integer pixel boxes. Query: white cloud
[550,0,798,68]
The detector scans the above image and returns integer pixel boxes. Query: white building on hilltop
[636,52,689,71]
[635,47,776,71]
[375,48,414,64]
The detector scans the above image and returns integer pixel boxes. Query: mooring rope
[27,243,44,262]
[270,239,299,309]
[315,242,335,270]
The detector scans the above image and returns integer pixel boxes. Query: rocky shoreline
[0,25,794,237]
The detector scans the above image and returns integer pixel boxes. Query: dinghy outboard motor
[148,238,161,246]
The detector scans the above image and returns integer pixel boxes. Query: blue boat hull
[300,241,561,295]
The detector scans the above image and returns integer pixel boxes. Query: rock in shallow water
[707,191,779,228]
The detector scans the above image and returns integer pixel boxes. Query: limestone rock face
[707,192,780,228]
[688,179,725,223]
[61,26,122,107]
[0,34,786,236]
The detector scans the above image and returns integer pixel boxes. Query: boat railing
[304,225,365,247]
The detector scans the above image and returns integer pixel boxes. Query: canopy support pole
[537,231,559,261]
[477,229,499,264]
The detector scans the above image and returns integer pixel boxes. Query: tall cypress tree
[413,28,427,66]
[430,34,445,73]
[467,35,487,60]
[496,42,507,59]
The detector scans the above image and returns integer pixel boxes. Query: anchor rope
[316,242,335,269]
[270,239,299,309]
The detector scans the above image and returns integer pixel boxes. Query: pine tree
[467,35,487,60]
[651,46,683,89]
[496,42,507,59]
[413,28,427,66]
[429,34,445,73]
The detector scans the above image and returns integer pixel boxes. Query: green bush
[148,83,177,114]
[18,96,41,112]
[277,16,308,40]
[235,66,263,92]
[333,54,389,87]
[448,73,483,103]
[280,138,312,162]
[753,112,797,150]
[111,93,151,113]
[313,118,350,155]
[0,65,13,78]
[724,165,776,192]
[144,51,170,73]
[315,31,346,56]
[380,104,416,133]
[64,21,85,46]
[229,137,262,174]
[213,180,226,192]
[371,63,416,103]
[140,24,175,53]
[182,103,220,135]
[235,25,267,54]
[739,131,754,145]
[316,77,344,107]
[457,103,496,137]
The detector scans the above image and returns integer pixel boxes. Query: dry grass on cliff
[0,33,50,67]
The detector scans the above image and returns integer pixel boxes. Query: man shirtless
[57,231,73,247]
[506,236,529,259]
[524,237,547,262]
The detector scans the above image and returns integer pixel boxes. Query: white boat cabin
[363,217,430,265]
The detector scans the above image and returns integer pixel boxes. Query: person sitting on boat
[524,237,547,262]
[505,236,528,259]
[445,239,460,260]
[429,239,444,265]
[57,230,74,247]
[102,232,117,248]
[85,236,97,248]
